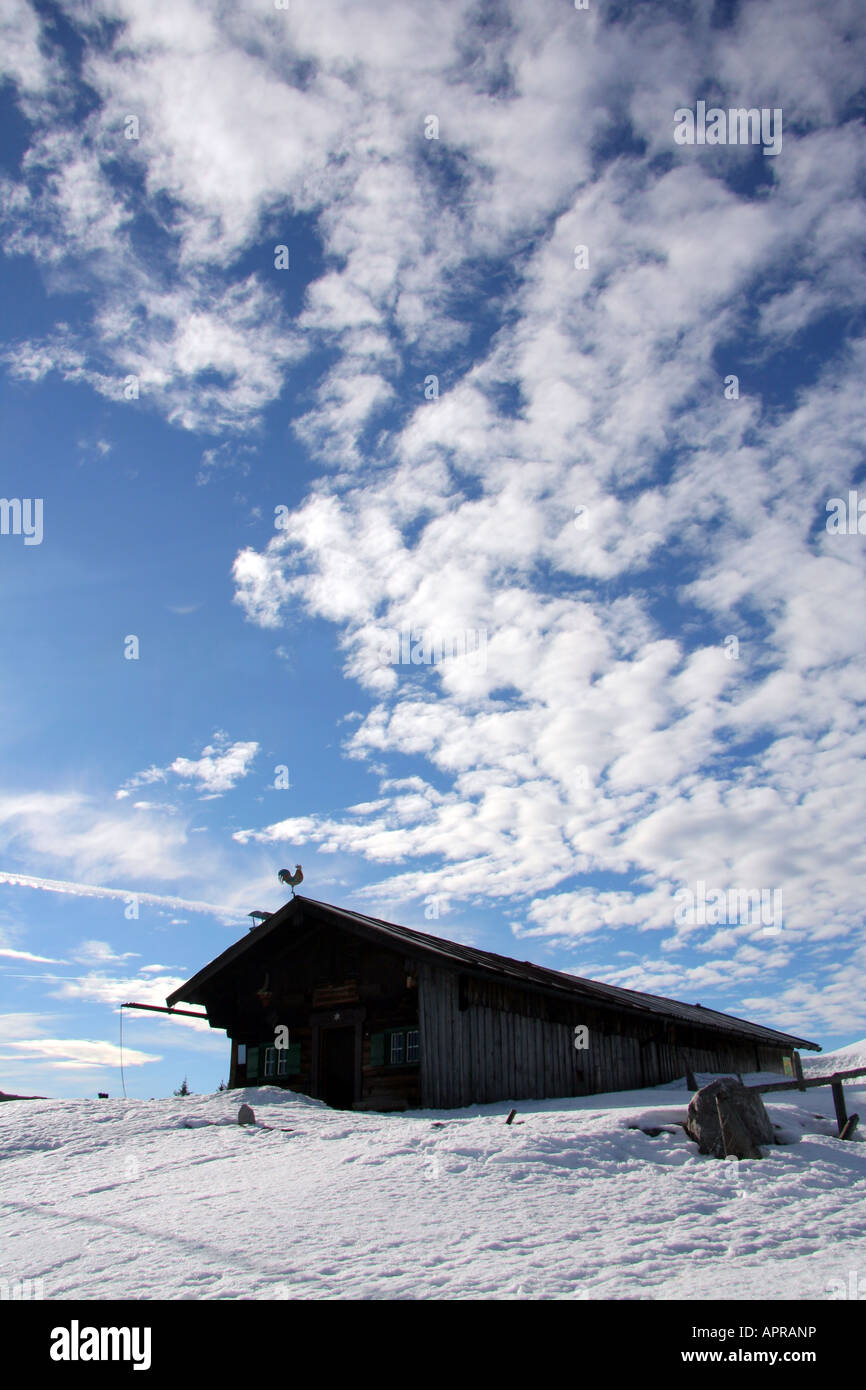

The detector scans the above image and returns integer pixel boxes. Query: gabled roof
[167,895,820,1052]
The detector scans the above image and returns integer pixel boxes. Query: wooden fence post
[746,1064,866,1140]
[793,1051,806,1092]
[839,1115,860,1141]
[831,1078,848,1136]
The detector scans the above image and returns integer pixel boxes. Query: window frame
[371,1026,421,1068]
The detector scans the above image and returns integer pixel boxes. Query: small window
[237,1044,247,1066]
[271,1042,301,1077]
[263,1047,276,1078]
[370,1029,420,1067]
[277,1044,303,1077]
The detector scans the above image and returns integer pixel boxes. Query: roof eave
[165,895,822,1053]
[165,896,299,1006]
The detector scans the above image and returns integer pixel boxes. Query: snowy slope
[802,1039,866,1076]
[2,1079,865,1301]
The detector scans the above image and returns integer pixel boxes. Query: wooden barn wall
[419,963,793,1107]
[216,920,424,1107]
[419,965,464,1108]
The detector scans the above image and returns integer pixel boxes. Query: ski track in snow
[2,1072,865,1301]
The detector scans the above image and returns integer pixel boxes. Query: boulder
[237,1103,256,1126]
[685,1077,774,1159]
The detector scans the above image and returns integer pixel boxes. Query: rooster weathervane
[278,865,303,896]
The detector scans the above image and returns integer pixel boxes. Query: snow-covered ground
[2,1071,865,1301]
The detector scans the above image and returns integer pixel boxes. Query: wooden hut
[166,895,819,1110]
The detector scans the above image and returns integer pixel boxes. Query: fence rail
[745,1061,866,1139]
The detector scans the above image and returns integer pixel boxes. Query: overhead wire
[119,1006,127,1100]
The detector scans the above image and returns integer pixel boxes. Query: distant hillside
[0,1090,47,1102]
[802,1040,866,1075]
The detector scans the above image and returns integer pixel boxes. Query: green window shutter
[247,1046,259,1079]
[286,1042,301,1074]
[370,1032,385,1066]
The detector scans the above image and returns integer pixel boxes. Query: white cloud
[169,737,259,795]
[73,940,140,966]
[0,947,67,964]
[0,1037,159,1069]
[118,732,259,799]
[2,0,866,1038]
[0,1012,57,1042]
[0,0,63,104]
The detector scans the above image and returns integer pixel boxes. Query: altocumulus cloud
[117,733,260,800]
[1,0,865,1040]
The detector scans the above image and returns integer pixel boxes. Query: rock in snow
[685,1078,775,1159]
[237,1103,256,1126]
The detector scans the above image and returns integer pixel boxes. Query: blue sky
[1,0,865,1100]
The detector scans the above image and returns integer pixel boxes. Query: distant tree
[217,1079,228,1092]
[173,1076,192,1096]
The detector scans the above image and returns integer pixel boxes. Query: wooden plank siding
[171,895,817,1113]
[417,962,795,1109]
[186,904,809,1112]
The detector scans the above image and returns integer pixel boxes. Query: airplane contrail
[0,870,248,921]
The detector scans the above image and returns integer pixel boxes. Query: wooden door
[321,1026,356,1109]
